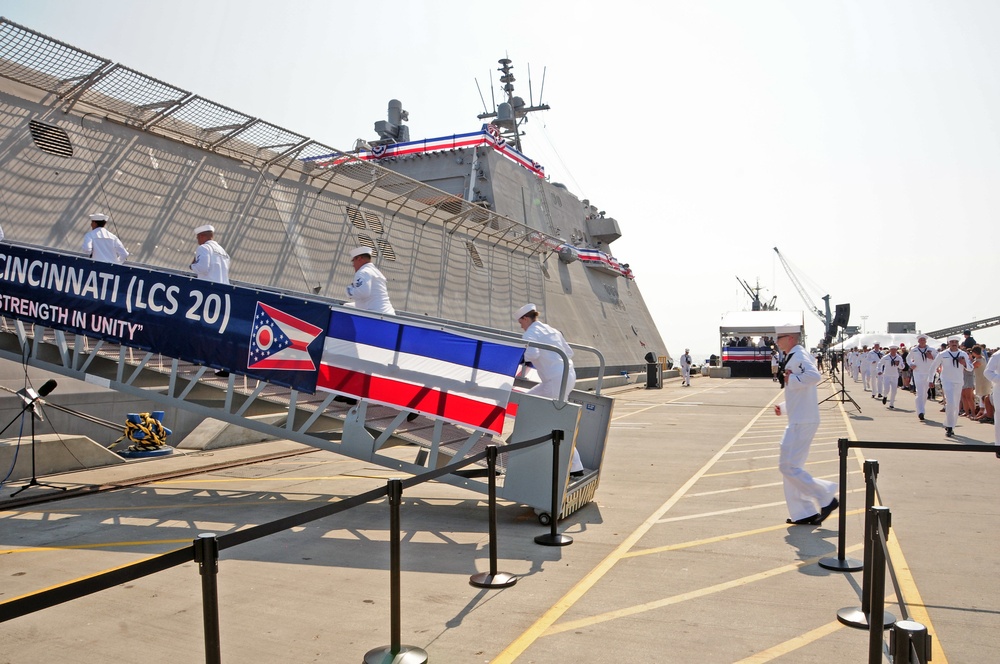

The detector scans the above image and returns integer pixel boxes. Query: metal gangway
[0,243,613,522]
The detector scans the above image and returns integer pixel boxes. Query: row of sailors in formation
[841,333,1000,441]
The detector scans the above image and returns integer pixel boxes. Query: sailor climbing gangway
[0,241,612,519]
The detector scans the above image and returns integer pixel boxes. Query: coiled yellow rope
[112,412,171,452]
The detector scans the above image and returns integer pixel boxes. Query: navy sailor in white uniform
[345,246,395,314]
[876,345,905,409]
[930,336,973,437]
[516,303,584,476]
[907,334,937,422]
[191,224,230,285]
[773,325,839,525]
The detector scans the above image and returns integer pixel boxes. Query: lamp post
[860,315,868,335]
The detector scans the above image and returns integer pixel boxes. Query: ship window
[346,206,366,230]
[466,241,484,268]
[375,239,396,261]
[29,120,73,158]
[357,234,376,253]
[365,211,384,234]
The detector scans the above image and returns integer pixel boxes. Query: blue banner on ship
[0,245,329,393]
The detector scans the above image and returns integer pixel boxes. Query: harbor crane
[773,247,832,330]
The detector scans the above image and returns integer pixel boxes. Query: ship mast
[477,58,550,153]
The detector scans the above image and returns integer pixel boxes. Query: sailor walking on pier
[865,344,883,398]
[876,345,904,409]
[930,336,973,437]
[679,349,693,387]
[907,334,937,421]
[984,351,1000,446]
[773,325,838,525]
[850,347,861,382]
[859,345,871,390]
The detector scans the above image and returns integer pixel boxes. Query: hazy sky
[3,0,999,360]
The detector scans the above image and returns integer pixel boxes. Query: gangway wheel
[535,510,552,526]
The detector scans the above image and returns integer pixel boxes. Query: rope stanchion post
[534,430,573,547]
[859,460,879,616]
[838,461,895,630]
[193,533,222,664]
[820,438,863,572]
[889,620,932,664]
[470,445,517,588]
[868,506,892,664]
[364,479,428,664]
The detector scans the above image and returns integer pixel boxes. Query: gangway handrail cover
[0,242,527,434]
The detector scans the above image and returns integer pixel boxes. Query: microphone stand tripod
[3,390,67,497]
[820,349,861,413]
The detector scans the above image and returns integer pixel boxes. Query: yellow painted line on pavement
[0,538,190,555]
[837,400,949,664]
[734,621,846,663]
[545,545,863,636]
[635,507,865,553]
[152,473,398,484]
[609,385,721,422]
[0,548,187,606]
[490,391,781,664]
[703,457,838,477]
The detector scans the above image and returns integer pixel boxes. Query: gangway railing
[0,241,613,520]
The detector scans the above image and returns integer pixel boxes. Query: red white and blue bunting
[306,125,546,178]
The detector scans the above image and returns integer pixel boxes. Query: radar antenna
[477,57,550,152]
[736,277,777,311]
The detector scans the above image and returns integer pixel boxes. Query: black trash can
[644,352,659,389]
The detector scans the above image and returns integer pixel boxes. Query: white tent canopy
[832,333,944,351]
[720,311,805,336]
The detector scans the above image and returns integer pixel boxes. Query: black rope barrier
[0,426,567,664]
[821,437,999,573]
[868,507,891,664]
[836,461,895,631]
[469,445,517,588]
[534,429,573,547]
[194,533,222,664]
[363,479,428,664]
[828,455,934,663]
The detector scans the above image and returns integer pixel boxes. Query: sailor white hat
[948,335,961,342]
[774,325,799,335]
[515,303,537,320]
[350,246,374,260]
[195,224,215,235]
[685,348,690,352]
[916,333,928,340]
[89,213,107,221]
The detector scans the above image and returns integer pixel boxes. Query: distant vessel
[0,20,667,387]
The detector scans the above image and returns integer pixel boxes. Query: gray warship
[0,20,666,382]
[0,17,669,515]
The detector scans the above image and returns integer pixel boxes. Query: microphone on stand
[15,380,57,422]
